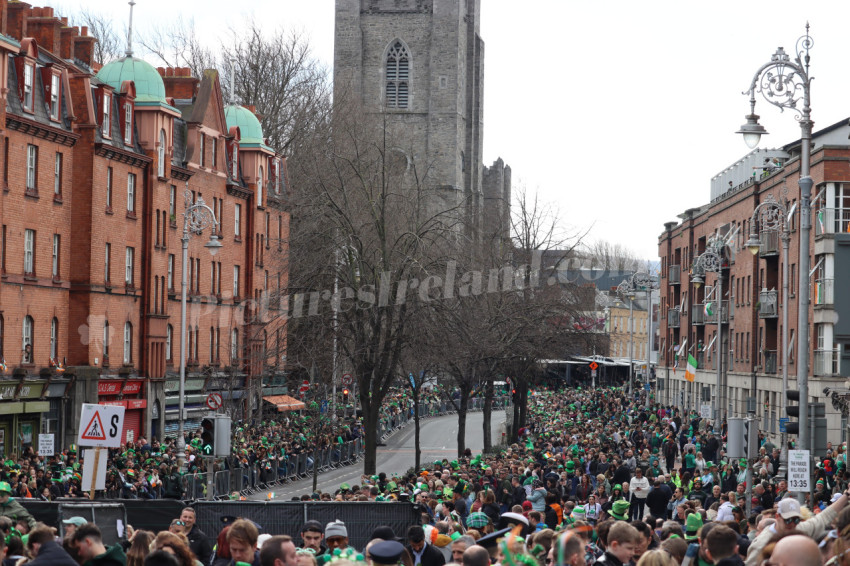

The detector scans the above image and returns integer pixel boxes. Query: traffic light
[342,388,350,403]
[786,390,800,435]
[201,418,215,456]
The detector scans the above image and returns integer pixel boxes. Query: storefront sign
[98,380,143,395]
[38,434,54,456]
[100,399,147,410]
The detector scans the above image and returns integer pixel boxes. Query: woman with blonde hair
[636,549,678,566]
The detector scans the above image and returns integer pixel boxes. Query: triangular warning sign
[81,412,106,440]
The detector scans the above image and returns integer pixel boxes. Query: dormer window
[257,165,264,206]
[102,92,111,137]
[23,63,34,112]
[231,144,238,178]
[158,129,166,178]
[123,102,133,145]
[49,74,60,121]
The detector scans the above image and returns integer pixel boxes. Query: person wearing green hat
[684,512,703,541]
[609,499,630,521]
[0,481,34,529]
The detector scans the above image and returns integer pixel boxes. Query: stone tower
[334,0,489,237]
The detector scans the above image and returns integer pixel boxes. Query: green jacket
[83,544,126,566]
[0,497,34,529]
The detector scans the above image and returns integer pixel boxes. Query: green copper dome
[225,104,271,150]
[96,57,166,105]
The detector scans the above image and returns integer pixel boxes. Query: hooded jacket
[29,540,79,566]
[83,544,127,566]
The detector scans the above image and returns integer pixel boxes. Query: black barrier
[192,501,418,549]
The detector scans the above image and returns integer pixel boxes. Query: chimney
[60,25,78,60]
[73,27,96,67]
[7,1,30,40]
[26,7,62,55]
[0,0,8,35]
[162,67,199,100]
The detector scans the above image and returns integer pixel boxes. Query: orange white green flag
[685,354,697,382]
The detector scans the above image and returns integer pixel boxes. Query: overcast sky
[52,1,850,260]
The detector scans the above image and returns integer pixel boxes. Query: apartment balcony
[815,208,850,239]
[691,303,705,325]
[669,265,681,285]
[814,349,839,377]
[759,230,780,257]
[704,300,729,324]
[758,289,778,319]
[667,307,681,328]
[763,350,777,374]
[814,278,834,307]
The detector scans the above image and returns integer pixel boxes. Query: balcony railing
[759,230,780,257]
[758,289,778,318]
[815,208,850,238]
[814,349,839,377]
[763,350,777,374]
[691,303,705,325]
[667,308,681,328]
[704,300,729,324]
[814,278,834,307]
[669,265,681,285]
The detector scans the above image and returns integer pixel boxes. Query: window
[158,130,166,177]
[125,246,134,286]
[49,74,60,120]
[199,133,205,167]
[124,103,133,144]
[23,63,33,111]
[127,173,136,214]
[166,324,173,362]
[52,234,60,278]
[105,243,111,283]
[234,203,242,237]
[54,153,62,196]
[188,326,194,361]
[167,254,174,290]
[211,262,217,294]
[211,138,217,169]
[26,144,37,192]
[0,314,4,358]
[123,322,132,364]
[22,316,33,363]
[257,165,263,205]
[231,143,238,178]
[210,327,215,363]
[24,229,35,275]
[106,167,113,209]
[102,92,111,136]
[385,40,410,109]
[50,317,58,360]
[265,213,270,247]
[233,265,240,298]
[103,321,110,361]
[231,328,239,364]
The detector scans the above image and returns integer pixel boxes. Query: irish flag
[685,354,697,382]
[704,302,714,317]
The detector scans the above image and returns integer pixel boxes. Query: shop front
[163,376,207,437]
[98,379,147,444]
[0,378,67,458]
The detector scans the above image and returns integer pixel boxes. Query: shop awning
[263,394,306,412]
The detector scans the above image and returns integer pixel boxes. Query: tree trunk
[413,388,421,472]
[312,444,319,492]
[511,389,521,439]
[456,386,469,457]
[483,379,494,451]
[518,379,529,432]
[363,400,379,475]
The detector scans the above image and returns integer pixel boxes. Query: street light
[176,190,221,468]
[692,236,725,426]
[747,193,791,478]
[617,272,658,408]
[739,28,814,469]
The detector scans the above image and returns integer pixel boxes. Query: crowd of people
[0,384,847,566]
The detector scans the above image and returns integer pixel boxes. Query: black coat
[612,465,631,487]
[646,485,672,518]
[186,524,213,566]
[406,544,446,566]
[29,540,79,566]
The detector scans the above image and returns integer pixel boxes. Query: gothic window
[385,41,410,109]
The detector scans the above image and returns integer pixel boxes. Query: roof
[96,56,180,112]
[263,394,306,412]
[225,104,272,151]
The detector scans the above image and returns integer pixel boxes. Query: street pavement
[251,409,506,500]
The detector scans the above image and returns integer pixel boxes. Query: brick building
[0,1,288,453]
[657,118,850,444]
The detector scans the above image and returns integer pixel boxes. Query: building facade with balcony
[658,118,850,443]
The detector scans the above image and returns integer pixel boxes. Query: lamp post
[618,272,658,408]
[746,193,791,478]
[738,28,814,462]
[692,237,725,428]
[176,190,222,468]
[616,280,637,398]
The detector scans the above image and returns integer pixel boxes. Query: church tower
[334,0,487,237]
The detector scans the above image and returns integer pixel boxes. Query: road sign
[78,404,124,448]
[644,383,651,392]
[299,380,310,396]
[341,373,353,387]
[788,449,811,492]
[38,433,54,457]
[700,404,712,419]
[206,393,223,411]
[779,417,789,433]
[320,400,328,413]
[409,372,416,389]
[591,369,597,378]
[589,361,599,371]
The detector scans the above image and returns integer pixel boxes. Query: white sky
[51,1,850,260]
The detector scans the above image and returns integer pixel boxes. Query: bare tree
[137,16,217,77]
[583,239,646,273]
[72,6,124,65]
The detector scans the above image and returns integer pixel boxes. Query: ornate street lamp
[617,272,658,408]
[692,237,725,425]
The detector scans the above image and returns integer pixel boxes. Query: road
[251,409,506,500]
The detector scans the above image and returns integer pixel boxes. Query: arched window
[257,165,264,206]
[165,324,173,362]
[385,40,410,109]
[22,316,33,363]
[50,317,58,360]
[231,328,239,364]
[123,322,132,364]
[158,129,166,177]
[103,321,110,361]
